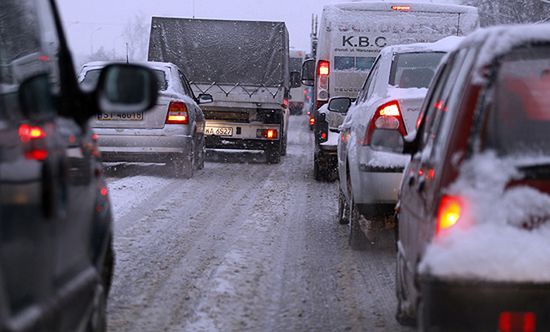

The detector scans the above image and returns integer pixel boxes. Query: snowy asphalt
[104,115,414,332]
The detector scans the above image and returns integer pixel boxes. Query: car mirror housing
[328,97,351,114]
[301,59,315,86]
[290,71,302,88]
[197,93,213,105]
[95,64,158,114]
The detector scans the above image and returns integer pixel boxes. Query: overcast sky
[57,0,457,60]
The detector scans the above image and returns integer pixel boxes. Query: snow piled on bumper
[420,152,550,282]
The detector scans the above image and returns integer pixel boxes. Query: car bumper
[96,133,194,163]
[420,277,550,331]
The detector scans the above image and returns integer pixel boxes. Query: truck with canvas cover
[148,17,291,163]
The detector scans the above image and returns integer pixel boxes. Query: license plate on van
[205,127,233,136]
[97,112,143,121]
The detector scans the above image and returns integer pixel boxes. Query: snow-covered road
[105,115,413,332]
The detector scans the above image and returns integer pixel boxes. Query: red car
[372,25,550,331]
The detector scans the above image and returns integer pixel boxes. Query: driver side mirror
[96,64,158,114]
[290,71,301,88]
[197,93,213,105]
[301,59,315,86]
[328,97,351,114]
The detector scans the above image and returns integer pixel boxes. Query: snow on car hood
[419,152,550,283]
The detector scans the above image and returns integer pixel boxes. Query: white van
[289,49,306,114]
[313,2,479,109]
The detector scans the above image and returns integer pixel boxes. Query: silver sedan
[80,61,212,178]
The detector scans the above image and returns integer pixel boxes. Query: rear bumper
[420,277,550,331]
[205,136,278,150]
[96,133,193,163]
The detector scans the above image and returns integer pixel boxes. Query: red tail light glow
[392,5,411,11]
[309,116,315,126]
[499,312,536,332]
[166,101,189,124]
[318,60,330,77]
[436,195,464,234]
[19,124,46,143]
[363,100,407,145]
[257,129,278,140]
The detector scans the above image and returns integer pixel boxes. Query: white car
[335,37,462,249]
[79,61,213,178]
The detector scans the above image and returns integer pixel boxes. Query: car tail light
[436,195,464,235]
[317,60,330,102]
[499,312,536,332]
[257,129,278,140]
[282,98,289,109]
[309,116,315,126]
[166,101,189,124]
[18,124,48,161]
[363,100,407,145]
[392,5,411,11]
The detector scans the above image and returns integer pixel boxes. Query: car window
[389,52,445,89]
[484,45,550,156]
[0,0,60,119]
[357,57,381,103]
[81,68,168,91]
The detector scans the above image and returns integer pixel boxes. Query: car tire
[87,282,107,332]
[281,134,288,156]
[348,198,369,250]
[196,140,205,170]
[170,154,194,179]
[396,251,416,326]
[338,190,350,225]
[266,143,281,164]
[313,156,324,181]
[102,242,114,296]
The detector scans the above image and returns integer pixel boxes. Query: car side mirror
[18,74,56,119]
[328,97,351,114]
[95,64,158,114]
[290,71,301,88]
[197,93,213,105]
[301,59,315,86]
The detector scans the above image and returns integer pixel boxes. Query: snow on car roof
[381,36,464,56]
[459,24,550,83]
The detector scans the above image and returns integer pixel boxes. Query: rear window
[334,56,375,71]
[390,52,445,88]
[81,68,168,91]
[485,46,550,156]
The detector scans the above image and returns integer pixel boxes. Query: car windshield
[390,52,445,88]
[484,46,550,156]
[81,68,168,91]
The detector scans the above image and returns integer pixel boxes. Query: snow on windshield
[420,152,550,282]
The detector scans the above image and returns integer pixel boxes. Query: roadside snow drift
[419,152,550,283]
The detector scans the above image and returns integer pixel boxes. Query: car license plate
[205,127,233,136]
[97,112,143,121]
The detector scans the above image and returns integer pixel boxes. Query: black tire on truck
[266,141,281,164]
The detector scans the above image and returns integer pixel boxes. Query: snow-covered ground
[104,116,412,332]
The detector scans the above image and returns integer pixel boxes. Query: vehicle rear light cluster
[166,101,189,124]
[391,5,411,11]
[436,195,464,235]
[363,100,407,145]
[317,60,330,102]
[18,124,48,161]
[309,116,315,126]
[257,129,278,140]
[498,312,536,332]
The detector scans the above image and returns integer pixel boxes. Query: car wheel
[87,282,107,332]
[197,141,205,170]
[170,154,193,179]
[281,134,288,156]
[266,143,281,164]
[348,198,369,250]
[338,189,349,225]
[102,242,114,296]
[313,155,324,181]
[396,251,416,326]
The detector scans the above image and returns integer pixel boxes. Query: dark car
[0,0,157,331]
[372,25,550,331]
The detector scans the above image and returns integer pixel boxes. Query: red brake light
[309,116,315,126]
[499,312,536,332]
[436,195,464,234]
[257,129,278,140]
[318,60,330,77]
[363,100,407,145]
[19,124,46,143]
[392,5,411,11]
[166,101,189,124]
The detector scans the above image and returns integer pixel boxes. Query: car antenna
[126,42,129,64]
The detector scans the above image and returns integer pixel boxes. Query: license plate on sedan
[97,112,143,121]
[205,127,233,136]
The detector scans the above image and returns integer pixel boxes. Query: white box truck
[289,49,306,115]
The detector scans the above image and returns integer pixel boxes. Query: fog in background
[57,0,459,67]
